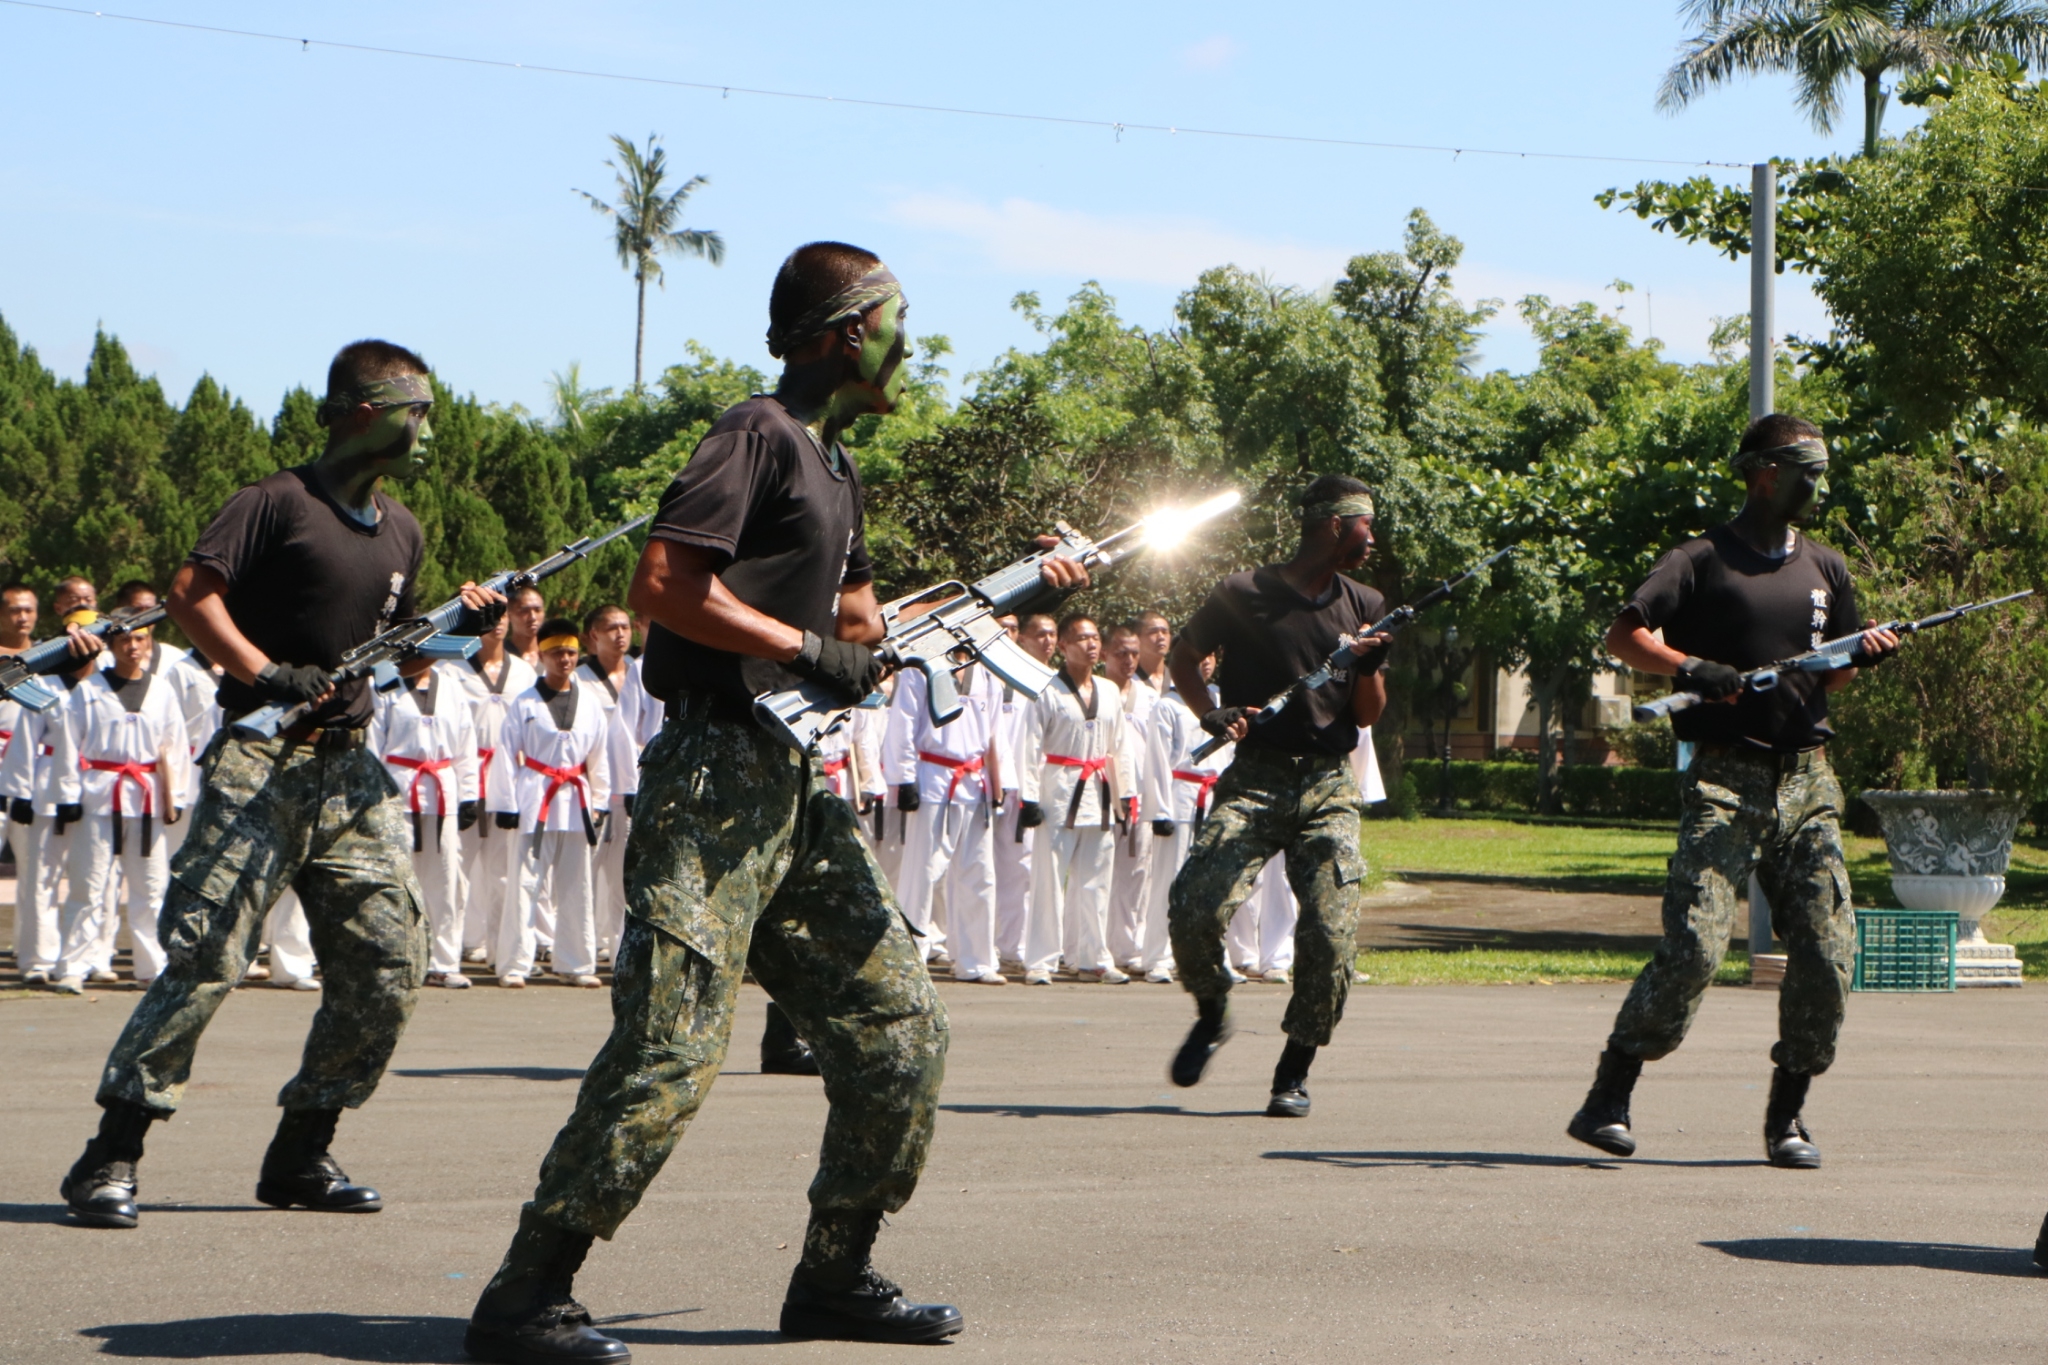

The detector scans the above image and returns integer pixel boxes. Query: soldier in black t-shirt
[1161,474,1392,1120]
[1567,413,1899,1171]
[58,340,505,1233]
[467,243,1087,1361]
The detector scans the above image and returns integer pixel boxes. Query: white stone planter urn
[1860,789,2026,987]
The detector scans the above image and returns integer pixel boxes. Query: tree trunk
[1862,69,1888,158]
[1531,666,1568,814]
[633,268,648,391]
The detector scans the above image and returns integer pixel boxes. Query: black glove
[8,798,32,826]
[1018,800,1044,829]
[897,783,922,814]
[495,811,520,830]
[1152,818,1175,838]
[458,799,480,832]
[451,596,507,636]
[254,661,332,705]
[55,802,83,831]
[1677,656,1744,700]
[1200,706,1249,738]
[790,629,882,705]
[624,794,636,819]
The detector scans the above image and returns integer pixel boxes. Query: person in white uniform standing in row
[492,617,611,989]
[1144,650,1230,985]
[453,609,536,967]
[49,609,191,993]
[1,580,64,984]
[371,661,480,989]
[886,654,1005,984]
[1104,621,1164,975]
[993,613,1055,970]
[1019,613,1134,985]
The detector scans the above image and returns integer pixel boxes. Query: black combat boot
[466,1206,629,1364]
[1266,1039,1316,1118]
[1566,1048,1642,1157]
[255,1108,383,1211]
[1169,997,1234,1089]
[1763,1067,1822,1169]
[60,1099,156,1228]
[780,1209,963,1344]
[760,1002,821,1077]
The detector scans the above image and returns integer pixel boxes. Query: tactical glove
[791,629,882,705]
[451,596,507,636]
[1152,818,1176,837]
[8,798,33,826]
[1018,800,1045,829]
[458,799,480,832]
[1677,656,1744,700]
[55,802,83,831]
[494,811,520,830]
[1200,706,1249,738]
[897,783,922,814]
[254,661,332,705]
[624,794,636,819]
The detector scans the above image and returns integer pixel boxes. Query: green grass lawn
[1355,815,2048,983]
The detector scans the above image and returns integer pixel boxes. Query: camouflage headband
[1732,435,1829,472]
[315,373,435,426]
[765,266,903,359]
[1300,493,1375,522]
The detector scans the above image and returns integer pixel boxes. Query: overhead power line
[1,0,1751,171]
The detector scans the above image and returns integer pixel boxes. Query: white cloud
[885,192,1350,289]
[1180,35,1240,72]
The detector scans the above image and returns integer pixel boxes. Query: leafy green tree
[1659,0,2048,157]
[577,133,725,390]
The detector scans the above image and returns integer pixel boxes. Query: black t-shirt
[640,396,873,705]
[1626,524,1861,752]
[1181,566,1387,756]
[188,466,423,729]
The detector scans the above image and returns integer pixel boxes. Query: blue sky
[0,0,1895,418]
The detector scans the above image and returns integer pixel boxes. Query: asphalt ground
[3,974,2046,1363]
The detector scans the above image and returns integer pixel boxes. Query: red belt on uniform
[1046,753,1112,829]
[821,754,848,798]
[84,758,157,856]
[1173,768,1221,829]
[388,754,455,852]
[475,747,496,836]
[917,750,985,804]
[522,755,597,846]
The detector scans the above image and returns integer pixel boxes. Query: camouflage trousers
[98,733,427,1116]
[527,693,948,1240]
[1609,745,1857,1075]
[1167,744,1369,1047]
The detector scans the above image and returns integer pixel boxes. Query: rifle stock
[0,605,168,711]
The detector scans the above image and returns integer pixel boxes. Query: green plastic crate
[1852,909,1958,992]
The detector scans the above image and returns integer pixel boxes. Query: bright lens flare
[1144,490,1242,551]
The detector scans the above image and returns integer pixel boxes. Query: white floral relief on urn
[1861,790,2026,984]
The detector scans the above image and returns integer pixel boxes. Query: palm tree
[547,362,611,433]
[577,133,725,389]
[1659,0,2048,156]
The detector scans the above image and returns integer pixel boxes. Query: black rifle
[0,605,168,711]
[233,515,651,739]
[1633,588,2036,721]
[1190,547,1511,763]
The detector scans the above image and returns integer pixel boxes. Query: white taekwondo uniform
[492,676,612,983]
[370,665,480,982]
[0,680,63,978]
[1108,670,1164,970]
[1020,670,1132,980]
[1142,681,1233,982]
[861,682,909,892]
[51,667,191,984]
[454,652,537,962]
[886,661,1004,981]
[578,656,641,962]
[990,677,1034,967]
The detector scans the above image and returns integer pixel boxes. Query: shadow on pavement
[1262,1149,1757,1170]
[0,1203,266,1224]
[392,1067,586,1083]
[1371,924,1666,954]
[1704,1237,2043,1278]
[81,1312,775,1360]
[943,1103,1266,1119]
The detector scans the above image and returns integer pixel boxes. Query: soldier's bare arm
[629,539,809,663]
[168,562,331,702]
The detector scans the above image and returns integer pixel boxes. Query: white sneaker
[463,947,489,964]
[1145,967,1175,984]
[276,976,320,992]
[560,973,603,989]
[955,968,1006,985]
[426,971,472,990]
[86,967,119,984]
[1226,966,1248,984]
[241,962,272,982]
[1023,969,1053,986]
[52,975,85,995]
[1098,967,1131,984]
[22,968,50,986]
[1123,957,1145,973]
[1261,967,1291,984]
[499,973,526,989]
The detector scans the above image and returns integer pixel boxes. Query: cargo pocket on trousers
[616,920,718,1059]
[1332,848,1369,888]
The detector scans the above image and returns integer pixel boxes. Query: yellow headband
[538,634,581,654]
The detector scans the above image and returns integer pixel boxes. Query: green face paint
[329,402,432,479]
[857,296,911,409]
[1768,459,1827,523]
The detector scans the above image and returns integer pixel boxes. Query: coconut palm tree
[577,133,725,389]
[1659,0,2048,156]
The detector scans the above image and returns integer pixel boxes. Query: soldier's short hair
[582,603,629,633]
[509,585,546,608]
[770,242,884,342]
[1736,413,1823,459]
[1057,612,1097,638]
[0,581,32,602]
[327,339,429,397]
[113,580,158,608]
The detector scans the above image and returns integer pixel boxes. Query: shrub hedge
[1405,761,1683,821]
